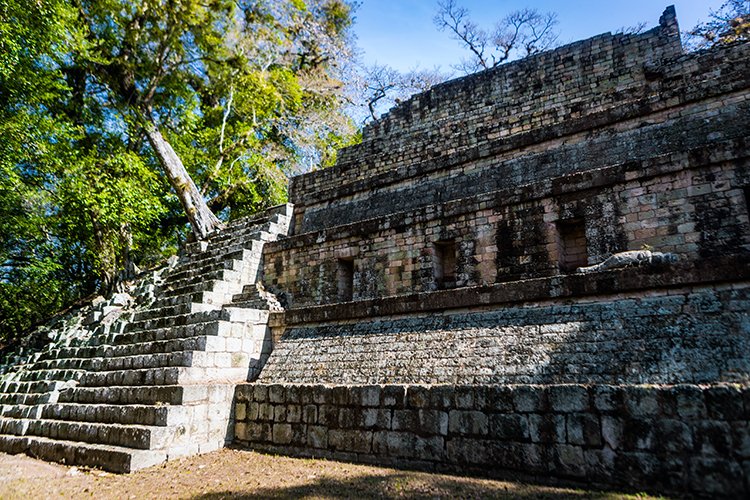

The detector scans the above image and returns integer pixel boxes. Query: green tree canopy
[0,0,358,342]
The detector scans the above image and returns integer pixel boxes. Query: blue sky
[353,1,725,72]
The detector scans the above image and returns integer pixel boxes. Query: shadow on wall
[259,283,750,385]
[191,470,599,499]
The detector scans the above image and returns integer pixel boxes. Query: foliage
[687,0,750,49]
[434,0,558,74]
[0,0,359,343]
[356,64,447,122]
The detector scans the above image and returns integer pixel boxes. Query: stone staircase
[0,204,292,472]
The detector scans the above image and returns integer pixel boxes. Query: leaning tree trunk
[141,116,223,240]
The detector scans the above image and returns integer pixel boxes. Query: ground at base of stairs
[0,449,659,499]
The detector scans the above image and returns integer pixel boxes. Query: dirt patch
[0,449,659,499]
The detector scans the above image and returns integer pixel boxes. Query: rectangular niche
[556,218,588,272]
[434,240,457,289]
[336,258,354,301]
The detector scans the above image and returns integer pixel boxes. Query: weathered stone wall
[265,151,750,306]
[236,9,750,497]
[234,383,750,497]
[258,281,750,386]
[289,9,683,218]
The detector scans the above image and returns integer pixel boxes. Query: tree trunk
[141,115,223,240]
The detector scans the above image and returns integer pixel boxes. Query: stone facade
[240,7,750,497]
[234,383,750,498]
[1,6,748,497]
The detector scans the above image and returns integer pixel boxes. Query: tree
[0,0,358,341]
[688,0,749,49]
[434,0,558,74]
[357,64,446,122]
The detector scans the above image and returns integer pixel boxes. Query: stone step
[132,301,220,323]
[25,418,175,450]
[29,351,196,372]
[163,268,247,294]
[163,271,247,297]
[100,320,236,347]
[40,403,176,426]
[57,385,185,406]
[164,258,245,285]
[37,335,236,364]
[0,433,166,473]
[78,366,249,387]
[11,369,84,383]
[0,379,64,395]
[148,289,235,311]
[124,309,225,334]
[0,391,51,406]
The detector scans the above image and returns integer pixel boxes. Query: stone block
[593,385,623,412]
[487,386,514,412]
[622,418,656,451]
[566,414,601,447]
[272,423,293,444]
[246,422,272,442]
[513,386,547,413]
[489,413,529,442]
[307,425,328,449]
[268,385,286,404]
[287,404,302,423]
[235,403,246,421]
[552,444,586,478]
[329,429,372,454]
[286,385,302,404]
[273,405,287,422]
[624,387,660,417]
[601,416,623,450]
[528,413,566,444]
[302,404,317,424]
[235,422,247,441]
[331,386,349,406]
[318,405,339,427]
[382,386,405,408]
[253,385,268,403]
[705,385,744,420]
[445,437,489,465]
[673,385,707,420]
[257,403,274,421]
[405,385,430,408]
[428,385,453,410]
[362,408,392,429]
[448,410,488,436]
[733,423,750,459]
[654,419,693,454]
[373,431,444,461]
[689,457,746,497]
[695,421,733,456]
[453,386,474,409]
[549,385,589,413]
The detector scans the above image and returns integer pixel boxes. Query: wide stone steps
[0,203,292,472]
[102,320,238,347]
[41,403,175,426]
[131,301,219,323]
[161,279,244,300]
[0,417,179,450]
[29,351,196,372]
[78,366,249,387]
[36,335,225,362]
[58,384,185,406]
[0,434,166,473]
[123,309,226,334]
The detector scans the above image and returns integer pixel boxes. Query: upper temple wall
[288,7,684,226]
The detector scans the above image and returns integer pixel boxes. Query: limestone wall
[258,281,750,386]
[265,150,750,307]
[234,383,749,497]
